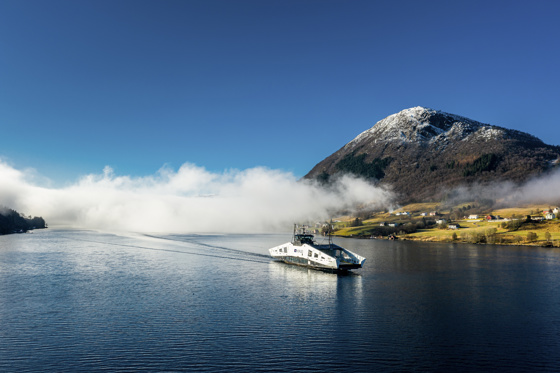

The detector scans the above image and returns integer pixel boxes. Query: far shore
[331,202,560,248]
[338,232,560,249]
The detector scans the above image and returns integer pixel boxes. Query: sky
[2,0,559,182]
[0,0,559,232]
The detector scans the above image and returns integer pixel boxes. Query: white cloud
[0,161,395,233]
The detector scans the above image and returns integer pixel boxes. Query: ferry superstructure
[269,225,366,271]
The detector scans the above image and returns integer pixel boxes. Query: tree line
[0,207,47,235]
[335,153,393,180]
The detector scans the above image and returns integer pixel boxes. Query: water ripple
[1,230,560,372]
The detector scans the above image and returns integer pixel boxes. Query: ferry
[269,225,366,271]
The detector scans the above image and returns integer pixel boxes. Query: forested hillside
[0,207,47,235]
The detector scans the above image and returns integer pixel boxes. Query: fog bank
[442,168,560,207]
[0,162,394,233]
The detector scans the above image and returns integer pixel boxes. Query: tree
[545,231,552,242]
[335,153,392,180]
[350,218,363,227]
[507,219,523,231]
[526,232,538,242]
[462,153,501,177]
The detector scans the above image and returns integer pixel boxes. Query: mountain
[305,107,560,203]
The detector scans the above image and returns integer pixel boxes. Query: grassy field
[491,205,551,218]
[334,202,560,247]
[405,220,560,246]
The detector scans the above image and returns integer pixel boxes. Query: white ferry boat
[269,225,366,271]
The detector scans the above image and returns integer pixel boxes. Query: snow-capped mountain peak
[346,106,504,150]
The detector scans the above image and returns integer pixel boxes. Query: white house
[545,213,556,220]
[436,219,447,225]
[468,215,479,220]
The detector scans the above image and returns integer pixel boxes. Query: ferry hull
[278,257,363,272]
[269,241,365,272]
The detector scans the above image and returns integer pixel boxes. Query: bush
[462,231,486,244]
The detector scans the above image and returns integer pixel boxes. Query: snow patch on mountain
[345,106,505,150]
[463,127,506,142]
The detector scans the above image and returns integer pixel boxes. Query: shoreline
[334,220,560,249]
[336,233,559,248]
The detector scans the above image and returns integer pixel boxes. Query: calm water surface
[1,229,559,372]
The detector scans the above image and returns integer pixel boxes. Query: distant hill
[0,207,47,235]
[305,107,560,203]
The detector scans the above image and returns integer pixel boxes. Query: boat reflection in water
[269,224,366,272]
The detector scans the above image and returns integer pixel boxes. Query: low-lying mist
[441,168,560,208]
[0,161,395,233]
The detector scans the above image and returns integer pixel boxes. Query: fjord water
[1,229,559,372]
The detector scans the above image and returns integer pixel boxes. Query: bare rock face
[305,107,560,203]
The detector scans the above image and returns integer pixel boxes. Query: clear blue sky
[1,0,559,184]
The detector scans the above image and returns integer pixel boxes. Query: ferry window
[283,247,287,253]
[314,253,318,258]
[308,250,312,257]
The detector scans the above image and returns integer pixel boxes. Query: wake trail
[143,234,271,259]
[63,236,271,264]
